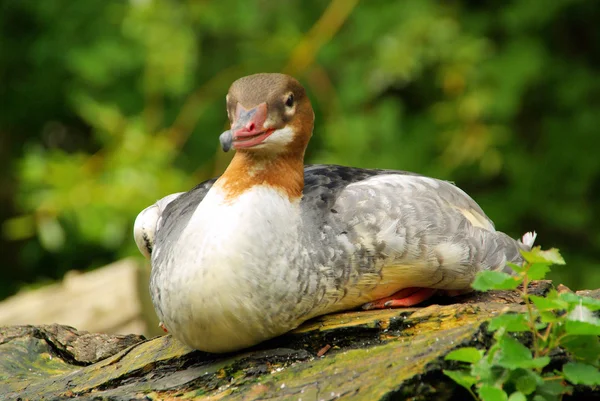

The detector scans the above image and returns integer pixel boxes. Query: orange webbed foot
[362,287,438,310]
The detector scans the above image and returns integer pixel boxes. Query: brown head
[219,73,314,158]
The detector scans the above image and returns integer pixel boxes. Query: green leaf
[567,304,600,324]
[507,392,526,401]
[520,247,565,265]
[515,373,538,395]
[565,320,600,336]
[560,292,600,311]
[489,313,530,332]
[508,368,543,395]
[472,358,494,382]
[496,335,531,366]
[561,336,600,365]
[496,335,550,370]
[535,379,570,401]
[563,362,600,385]
[539,378,566,395]
[526,263,551,280]
[445,347,484,363]
[472,271,522,291]
[529,294,568,312]
[527,357,551,369]
[1,214,36,240]
[443,369,477,390]
[478,385,508,401]
[37,216,66,251]
[506,262,525,274]
[539,311,561,324]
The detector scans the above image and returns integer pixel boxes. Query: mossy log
[1,282,598,401]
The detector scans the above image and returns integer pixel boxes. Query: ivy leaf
[445,347,484,363]
[507,392,526,401]
[496,335,550,369]
[563,362,600,385]
[478,385,508,401]
[561,336,600,365]
[443,369,477,390]
[520,247,565,265]
[472,271,522,291]
[489,313,530,332]
[526,263,551,280]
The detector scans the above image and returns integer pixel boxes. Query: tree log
[1,281,597,400]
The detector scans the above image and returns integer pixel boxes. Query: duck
[134,73,535,353]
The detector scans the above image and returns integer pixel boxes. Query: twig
[317,344,332,357]
[521,271,541,359]
[166,66,246,148]
[283,0,360,76]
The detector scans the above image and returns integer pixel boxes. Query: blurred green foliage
[1,0,599,299]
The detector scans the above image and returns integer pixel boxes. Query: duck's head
[219,73,314,157]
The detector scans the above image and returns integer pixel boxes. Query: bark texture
[1,282,596,401]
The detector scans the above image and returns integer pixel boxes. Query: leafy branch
[444,246,600,401]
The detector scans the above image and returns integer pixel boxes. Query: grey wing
[142,163,397,260]
[134,192,185,259]
[330,173,528,290]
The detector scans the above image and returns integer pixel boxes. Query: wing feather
[134,192,184,259]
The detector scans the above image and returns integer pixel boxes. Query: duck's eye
[285,94,294,108]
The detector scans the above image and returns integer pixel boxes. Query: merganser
[134,73,535,353]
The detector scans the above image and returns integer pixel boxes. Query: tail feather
[480,229,535,274]
[519,231,537,250]
[493,230,536,274]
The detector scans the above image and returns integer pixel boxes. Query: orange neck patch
[215,151,304,202]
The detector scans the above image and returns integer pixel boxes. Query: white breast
[155,184,304,352]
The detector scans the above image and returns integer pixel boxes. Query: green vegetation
[1,0,599,298]
[444,247,600,400]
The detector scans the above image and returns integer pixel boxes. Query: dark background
[1,0,599,301]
